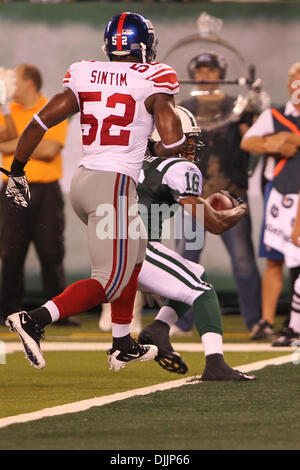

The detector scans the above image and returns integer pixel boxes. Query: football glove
[147,138,157,157]
[219,190,245,208]
[0,167,31,209]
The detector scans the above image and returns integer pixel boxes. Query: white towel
[264,187,300,267]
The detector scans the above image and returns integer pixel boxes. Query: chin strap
[140,42,147,63]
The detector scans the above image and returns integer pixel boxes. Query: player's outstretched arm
[13,88,79,166]
[180,194,248,235]
[145,93,185,157]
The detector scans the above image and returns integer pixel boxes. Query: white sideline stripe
[0,354,293,430]
[4,342,295,353]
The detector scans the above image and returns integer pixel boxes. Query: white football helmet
[151,105,204,164]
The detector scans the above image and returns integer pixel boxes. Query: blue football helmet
[103,12,158,63]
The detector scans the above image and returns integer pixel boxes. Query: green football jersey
[137,155,202,241]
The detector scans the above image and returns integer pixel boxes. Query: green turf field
[0,313,298,450]
[0,363,298,451]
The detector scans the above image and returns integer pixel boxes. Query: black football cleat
[138,320,188,375]
[200,353,256,381]
[107,339,158,372]
[6,311,45,369]
[272,327,300,347]
[250,319,277,341]
[155,352,188,375]
[200,367,257,381]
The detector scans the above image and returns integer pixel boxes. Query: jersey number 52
[79,91,136,146]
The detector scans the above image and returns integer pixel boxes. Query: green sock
[193,287,223,337]
[164,299,190,319]
[165,272,222,336]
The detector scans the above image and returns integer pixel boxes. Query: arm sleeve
[144,62,180,97]
[162,161,203,201]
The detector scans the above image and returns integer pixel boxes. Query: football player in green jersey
[102,106,256,381]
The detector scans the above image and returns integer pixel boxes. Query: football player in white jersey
[4,12,186,372]
[99,106,257,381]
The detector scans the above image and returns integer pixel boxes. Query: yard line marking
[234,354,293,373]
[4,342,295,354]
[0,354,294,430]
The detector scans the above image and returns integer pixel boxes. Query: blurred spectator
[253,167,285,340]
[171,52,262,337]
[241,62,300,341]
[0,108,17,143]
[0,67,18,140]
[271,189,300,345]
[0,64,77,326]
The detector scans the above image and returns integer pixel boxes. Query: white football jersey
[63,60,180,183]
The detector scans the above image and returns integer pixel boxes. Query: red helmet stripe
[116,12,128,51]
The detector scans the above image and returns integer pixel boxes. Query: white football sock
[112,323,130,338]
[289,312,300,335]
[201,332,223,356]
[155,306,179,328]
[43,300,60,323]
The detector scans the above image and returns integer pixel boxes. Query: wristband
[11,158,26,176]
[229,191,245,205]
[161,135,186,149]
[1,104,10,116]
[33,113,49,132]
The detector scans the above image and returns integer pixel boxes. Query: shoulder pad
[62,62,82,86]
[129,62,179,93]
[146,62,179,92]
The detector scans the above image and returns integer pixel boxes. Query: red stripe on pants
[111,263,142,324]
[107,176,130,300]
[104,173,120,293]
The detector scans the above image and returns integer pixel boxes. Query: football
[206,192,233,211]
